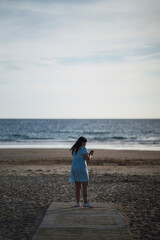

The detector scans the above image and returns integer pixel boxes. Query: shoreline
[0,144,160,152]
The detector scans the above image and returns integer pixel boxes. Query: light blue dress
[69,147,89,183]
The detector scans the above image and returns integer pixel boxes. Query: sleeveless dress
[69,146,89,183]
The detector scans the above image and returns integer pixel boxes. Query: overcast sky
[0,0,160,118]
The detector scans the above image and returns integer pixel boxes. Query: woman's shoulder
[79,146,85,151]
[80,146,88,154]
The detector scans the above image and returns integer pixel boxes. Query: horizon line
[0,118,160,120]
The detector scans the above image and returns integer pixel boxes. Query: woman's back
[70,146,89,182]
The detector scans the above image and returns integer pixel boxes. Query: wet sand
[0,148,160,240]
[0,148,160,165]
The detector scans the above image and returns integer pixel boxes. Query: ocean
[0,119,160,150]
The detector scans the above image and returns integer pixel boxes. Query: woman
[70,136,94,207]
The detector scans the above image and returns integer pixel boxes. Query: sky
[0,0,160,119]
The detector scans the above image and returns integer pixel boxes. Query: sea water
[0,119,160,150]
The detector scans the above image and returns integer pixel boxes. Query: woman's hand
[83,150,94,164]
[89,150,94,156]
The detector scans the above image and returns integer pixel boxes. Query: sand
[0,148,160,240]
[0,148,160,165]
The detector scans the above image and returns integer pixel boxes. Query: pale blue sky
[0,0,160,118]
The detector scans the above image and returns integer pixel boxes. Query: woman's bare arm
[83,151,94,164]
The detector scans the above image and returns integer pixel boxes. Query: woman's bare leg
[75,181,81,203]
[82,181,88,203]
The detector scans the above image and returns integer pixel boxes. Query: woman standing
[70,136,94,207]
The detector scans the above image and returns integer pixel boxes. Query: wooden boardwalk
[32,202,131,240]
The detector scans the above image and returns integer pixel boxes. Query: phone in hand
[90,150,94,155]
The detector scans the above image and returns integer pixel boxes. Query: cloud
[0,0,160,118]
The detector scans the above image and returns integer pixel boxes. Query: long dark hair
[70,136,87,155]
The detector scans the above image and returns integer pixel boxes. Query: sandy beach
[0,148,160,240]
[1,148,160,165]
